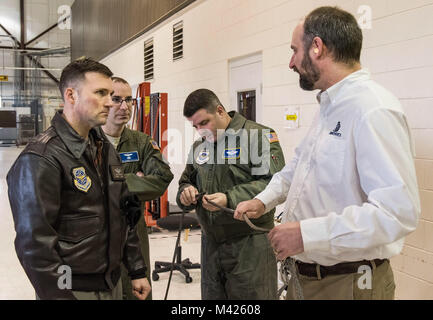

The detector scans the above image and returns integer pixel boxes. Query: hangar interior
[0,0,432,300]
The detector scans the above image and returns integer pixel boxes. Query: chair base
[152,246,200,283]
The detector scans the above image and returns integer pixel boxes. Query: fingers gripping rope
[195,192,304,300]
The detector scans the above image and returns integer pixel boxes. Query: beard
[294,51,321,91]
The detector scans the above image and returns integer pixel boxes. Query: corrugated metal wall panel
[71,0,195,61]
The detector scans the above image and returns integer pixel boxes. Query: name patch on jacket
[223,148,241,160]
[119,151,139,163]
[72,167,92,193]
[110,165,125,181]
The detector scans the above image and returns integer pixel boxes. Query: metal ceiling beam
[25,46,70,56]
[1,1,66,87]
[20,0,25,49]
[26,55,60,85]
[25,15,71,47]
[0,24,21,47]
[0,46,49,51]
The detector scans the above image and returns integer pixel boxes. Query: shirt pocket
[57,215,100,243]
[315,136,346,187]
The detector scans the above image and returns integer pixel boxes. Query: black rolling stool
[152,212,201,284]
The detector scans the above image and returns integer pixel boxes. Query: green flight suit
[117,127,174,300]
[176,111,285,300]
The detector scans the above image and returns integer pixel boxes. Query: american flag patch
[150,140,160,150]
[267,132,279,143]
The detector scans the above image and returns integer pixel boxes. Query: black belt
[295,259,388,279]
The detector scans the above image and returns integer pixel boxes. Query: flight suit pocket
[57,215,100,243]
[315,136,346,187]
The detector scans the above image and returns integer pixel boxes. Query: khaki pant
[285,259,395,300]
[36,281,123,300]
[201,233,278,300]
[71,281,123,300]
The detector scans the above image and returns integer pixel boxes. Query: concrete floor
[0,145,202,300]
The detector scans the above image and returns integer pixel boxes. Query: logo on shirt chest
[329,121,342,137]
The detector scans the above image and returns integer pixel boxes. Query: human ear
[64,88,76,105]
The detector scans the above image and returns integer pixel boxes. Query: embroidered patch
[267,132,279,143]
[119,151,139,163]
[72,167,92,193]
[223,148,241,160]
[150,140,160,151]
[110,165,125,181]
[196,149,210,165]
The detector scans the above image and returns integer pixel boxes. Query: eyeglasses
[112,96,136,106]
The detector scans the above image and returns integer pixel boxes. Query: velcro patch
[72,167,92,193]
[150,140,160,151]
[267,132,279,143]
[119,151,139,163]
[110,165,125,181]
[223,148,241,160]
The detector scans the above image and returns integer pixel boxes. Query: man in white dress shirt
[234,6,420,300]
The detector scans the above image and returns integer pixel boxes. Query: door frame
[229,52,262,123]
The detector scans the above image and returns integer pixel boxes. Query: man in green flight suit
[177,89,285,299]
[102,77,174,300]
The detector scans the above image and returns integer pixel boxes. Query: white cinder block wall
[101,0,433,299]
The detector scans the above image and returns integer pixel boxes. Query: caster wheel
[152,272,159,281]
[186,276,193,283]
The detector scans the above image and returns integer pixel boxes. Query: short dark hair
[303,6,362,66]
[112,76,129,85]
[183,89,224,118]
[59,57,113,98]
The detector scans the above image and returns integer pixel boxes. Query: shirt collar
[202,111,247,146]
[52,111,106,159]
[226,111,247,132]
[317,69,370,109]
[119,127,131,144]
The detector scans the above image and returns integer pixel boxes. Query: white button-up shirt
[256,69,420,266]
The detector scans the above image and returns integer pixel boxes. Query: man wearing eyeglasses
[102,77,173,300]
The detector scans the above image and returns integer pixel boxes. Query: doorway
[229,53,262,122]
[238,90,256,121]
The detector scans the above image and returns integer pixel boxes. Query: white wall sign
[285,106,299,129]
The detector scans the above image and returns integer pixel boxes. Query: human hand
[202,193,227,212]
[180,185,199,206]
[136,171,144,178]
[131,277,151,300]
[268,221,304,260]
[234,199,266,221]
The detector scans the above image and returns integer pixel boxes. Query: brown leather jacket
[7,112,146,300]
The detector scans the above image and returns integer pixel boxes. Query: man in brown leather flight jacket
[7,58,150,300]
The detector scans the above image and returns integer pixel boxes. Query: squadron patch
[196,149,210,165]
[72,167,92,193]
